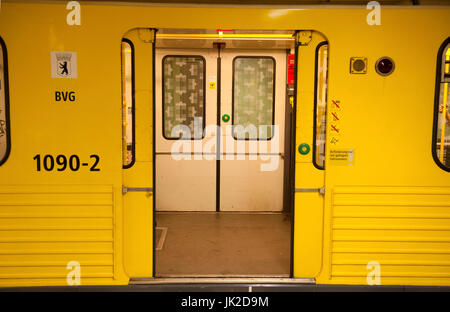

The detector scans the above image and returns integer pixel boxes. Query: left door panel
[155,49,218,211]
[122,29,155,277]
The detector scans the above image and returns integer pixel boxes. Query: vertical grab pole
[216,44,222,212]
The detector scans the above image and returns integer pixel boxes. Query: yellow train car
[0,0,449,289]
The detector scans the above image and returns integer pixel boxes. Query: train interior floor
[154,212,291,277]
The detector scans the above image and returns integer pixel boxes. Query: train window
[122,39,135,168]
[434,39,450,171]
[313,42,329,169]
[232,56,275,140]
[162,55,205,139]
[0,37,10,166]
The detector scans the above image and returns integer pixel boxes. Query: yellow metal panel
[0,185,115,286]
[333,253,450,266]
[0,254,113,267]
[0,206,113,218]
[0,1,448,287]
[332,265,450,278]
[334,229,450,242]
[334,206,450,218]
[0,278,116,287]
[0,266,113,279]
[122,29,155,278]
[123,161,153,186]
[333,241,450,254]
[294,192,324,277]
[0,185,114,193]
[0,194,113,206]
[329,277,450,287]
[322,186,450,285]
[0,230,113,242]
[0,242,113,254]
[295,163,324,187]
[293,31,327,278]
[0,218,113,230]
[123,192,153,277]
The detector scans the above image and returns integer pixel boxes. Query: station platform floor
[154,212,291,277]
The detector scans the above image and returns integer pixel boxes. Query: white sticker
[51,51,77,78]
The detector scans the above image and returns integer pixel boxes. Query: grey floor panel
[155,212,291,277]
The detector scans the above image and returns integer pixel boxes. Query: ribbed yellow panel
[0,185,115,286]
[330,186,450,286]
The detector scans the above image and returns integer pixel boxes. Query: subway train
[0,0,449,288]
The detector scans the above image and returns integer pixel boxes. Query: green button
[298,143,310,155]
[222,114,230,122]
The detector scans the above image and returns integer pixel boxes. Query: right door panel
[220,50,287,212]
[293,31,328,277]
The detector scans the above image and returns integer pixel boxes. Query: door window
[313,42,328,169]
[121,39,135,168]
[0,37,10,166]
[434,39,450,170]
[232,56,275,140]
[162,55,206,139]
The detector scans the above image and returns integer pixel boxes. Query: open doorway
[154,29,296,277]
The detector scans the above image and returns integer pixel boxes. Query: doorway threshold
[130,277,315,285]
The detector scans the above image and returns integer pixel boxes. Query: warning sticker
[329,149,354,166]
[51,52,77,79]
[209,76,216,89]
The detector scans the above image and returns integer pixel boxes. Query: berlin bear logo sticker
[51,52,77,78]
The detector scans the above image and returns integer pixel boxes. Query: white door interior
[155,49,217,211]
[219,50,286,211]
[155,48,286,212]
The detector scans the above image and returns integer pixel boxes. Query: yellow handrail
[156,34,294,39]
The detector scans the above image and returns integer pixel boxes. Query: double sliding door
[155,48,286,212]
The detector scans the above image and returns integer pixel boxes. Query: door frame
[145,29,327,279]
